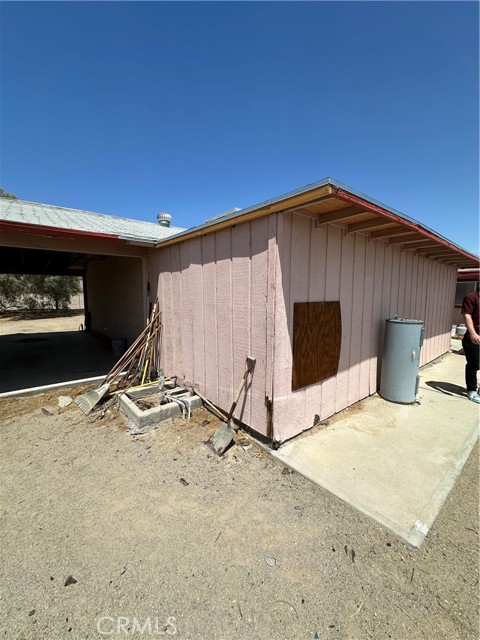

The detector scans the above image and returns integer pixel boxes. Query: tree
[35,275,82,310]
[0,188,18,199]
[0,275,82,311]
[0,275,24,310]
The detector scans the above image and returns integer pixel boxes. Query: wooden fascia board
[155,184,334,248]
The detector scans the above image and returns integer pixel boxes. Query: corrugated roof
[0,197,185,243]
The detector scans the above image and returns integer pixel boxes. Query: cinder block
[119,390,202,435]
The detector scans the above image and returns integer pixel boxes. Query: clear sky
[1,1,478,253]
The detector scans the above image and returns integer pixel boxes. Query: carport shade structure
[0,198,184,344]
[149,177,479,445]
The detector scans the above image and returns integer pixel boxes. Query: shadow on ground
[426,380,468,397]
[0,331,115,392]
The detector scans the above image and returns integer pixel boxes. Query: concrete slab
[272,345,479,547]
[0,331,116,393]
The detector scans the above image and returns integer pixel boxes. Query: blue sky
[1,1,478,253]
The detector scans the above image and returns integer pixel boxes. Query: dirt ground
[0,313,85,335]
[0,388,478,640]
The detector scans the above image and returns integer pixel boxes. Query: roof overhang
[0,219,156,247]
[155,178,479,269]
[0,219,120,242]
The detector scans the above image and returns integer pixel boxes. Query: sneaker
[467,391,480,404]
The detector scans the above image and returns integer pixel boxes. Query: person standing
[461,285,480,403]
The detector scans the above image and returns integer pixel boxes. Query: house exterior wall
[272,212,457,443]
[151,210,457,445]
[150,216,277,437]
[86,256,147,344]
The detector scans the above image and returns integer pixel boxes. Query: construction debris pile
[74,300,255,456]
[75,301,162,415]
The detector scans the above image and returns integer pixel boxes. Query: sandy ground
[0,388,478,640]
[0,314,85,335]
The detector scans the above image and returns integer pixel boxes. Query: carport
[0,197,183,392]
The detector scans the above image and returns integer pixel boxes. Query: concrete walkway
[273,342,479,547]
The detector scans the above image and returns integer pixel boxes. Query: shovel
[206,356,256,456]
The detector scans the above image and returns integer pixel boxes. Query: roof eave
[154,180,335,248]
[0,219,120,241]
[154,179,479,268]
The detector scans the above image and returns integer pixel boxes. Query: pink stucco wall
[151,211,457,444]
[272,212,457,443]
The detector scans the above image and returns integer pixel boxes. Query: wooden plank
[169,245,183,378]
[407,252,418,319]
[306,219,328,428]
[422,259,434,364]
[273,213,293,435]
[215,228,233,409]
[370,241,386,393]
[389,246,401,317]
[397,249,407,316]
[387,234,424,245]
[292,302,342,391]
[347,218,395,233]
[407,240,440,249]
[346,234,366,407]
[201,234,218,402]
[189,238,205,392]
[179,242,192,385]
[250,217,271,436]
[289,213,313,430]
[161,247,174,375]
[265,214,278,440]
[313,206,369,224]
[359,237,375,399]
[370,226,411,239]
[231,223,252,424]
[321,225,342,419]
[335,232,354,413]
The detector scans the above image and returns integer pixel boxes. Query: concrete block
[119,390,202,435]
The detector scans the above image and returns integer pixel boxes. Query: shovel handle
[194,390,226,422]
[227,370,249,423]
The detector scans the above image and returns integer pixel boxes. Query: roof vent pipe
[157,212,172,227]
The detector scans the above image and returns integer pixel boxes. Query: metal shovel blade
[75,383,110,415]
[205,422,235,456]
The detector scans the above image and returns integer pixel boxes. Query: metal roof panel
[0,198,185,242]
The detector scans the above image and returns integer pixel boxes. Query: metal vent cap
[157,212,172,227]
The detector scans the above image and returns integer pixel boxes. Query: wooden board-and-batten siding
[271,211,457,443]
[151,210,456,443]
[152,216,277,437]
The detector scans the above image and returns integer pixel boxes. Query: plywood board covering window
[292,302,342,391]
